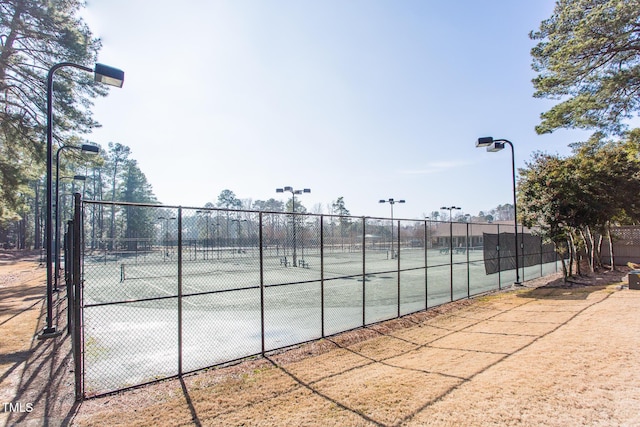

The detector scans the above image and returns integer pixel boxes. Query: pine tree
[0,0,108,220]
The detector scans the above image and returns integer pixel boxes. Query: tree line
[522,0,640,278]
[2,0,640,285]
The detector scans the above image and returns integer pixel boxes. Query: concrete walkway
[3,265,640,426]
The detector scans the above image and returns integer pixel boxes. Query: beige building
[428,220,533,250]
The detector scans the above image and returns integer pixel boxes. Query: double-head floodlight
[275,186,311,267]
[277,187,310,195]
[379,198,406,259]
[477,136,507,152]
[379,198,405,205]
[440,206,461,222]
[475,135,520,285]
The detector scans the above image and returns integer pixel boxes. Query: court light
[475,135,520,285]
[94,63,125,88]
[43,62,124,338]
[379,198,405,258]
[275,186,311,267]
[487,142,505,152]
[476,136,494,147]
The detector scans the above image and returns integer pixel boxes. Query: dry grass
[2,256,640,426]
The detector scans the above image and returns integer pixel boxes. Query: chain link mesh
[78,202,562,396]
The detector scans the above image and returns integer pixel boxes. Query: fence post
[320,215,325,338]
[177,207,183,376]
[424,220,428,310]
[72,192,83,400]
[397,219,401,318]
[362,217,366,326]
[449,220,453,301]
[66,220,73,334]
[467,222,470,298]
[540,233,544,278]
[259,212,265,355]
[497,224,501,290]
[520,224,525,282]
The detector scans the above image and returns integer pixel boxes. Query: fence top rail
[80,195,515,226]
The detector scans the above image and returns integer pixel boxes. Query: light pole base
[39,327,63,339]
[512,281,524,287]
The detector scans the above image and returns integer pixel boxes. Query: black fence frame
[65,198,560,399]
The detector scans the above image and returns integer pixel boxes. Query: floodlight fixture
[80,144,100,154]
[94,63,125,88]
[475,135,520,285]
[275,186,311,266]
[380,198,405,205]
[487,142,505,152]
[379,198,406,258]
[440,206,461,222]
[476,136,494,147]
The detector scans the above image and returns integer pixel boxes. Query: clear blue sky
[82,0,590,220]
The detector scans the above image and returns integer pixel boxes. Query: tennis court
[74,202,560,396]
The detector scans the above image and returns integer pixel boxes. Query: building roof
[429,221,535,237]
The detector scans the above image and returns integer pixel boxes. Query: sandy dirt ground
[2,251,640,426]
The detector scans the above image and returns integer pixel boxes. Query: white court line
[127,277,198,307]
[206,285,315,307]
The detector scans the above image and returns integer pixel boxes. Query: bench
[298,259,310,268]
[280,257,291,267]
[455,247,466,254]
[439,248,449,254]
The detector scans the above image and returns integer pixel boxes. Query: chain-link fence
[69,199,560,398]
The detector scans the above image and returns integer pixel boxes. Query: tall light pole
[464,213,475,251]
[231,218,248,251]
[158,216,176,260]
[476,136,520,285]
[440,206,461,250]
[441,206,460,301]
[43,62,124,337]
[379,198,405,258]
[440,206,461,223]
[276,186,310,267]
[54,144,99,290]
[196,210,212,259]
